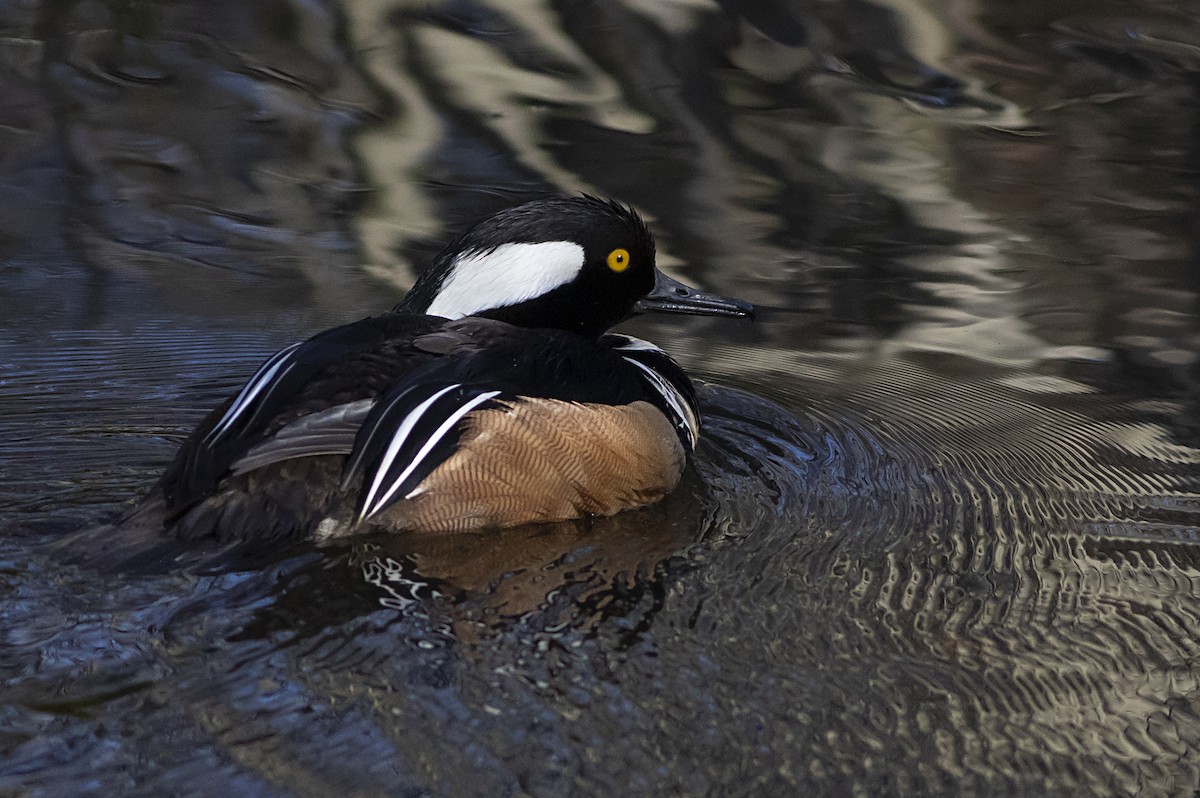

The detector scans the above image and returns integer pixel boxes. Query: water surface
[2,0,1199,795]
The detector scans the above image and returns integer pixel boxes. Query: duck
[123,195,752,542]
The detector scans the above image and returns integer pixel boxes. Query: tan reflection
[354,473,708,622]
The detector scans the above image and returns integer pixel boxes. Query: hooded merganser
[132,195,752,541]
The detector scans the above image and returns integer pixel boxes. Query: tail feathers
[45,492,267,574]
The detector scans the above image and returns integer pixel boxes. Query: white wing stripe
[365,390,502,518]
[205,342,302,443]
[359,384,459,520]
[622,356,699,448]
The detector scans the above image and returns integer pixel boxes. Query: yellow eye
[606,248,631,273]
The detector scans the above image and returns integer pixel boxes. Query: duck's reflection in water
[345,472,712,632]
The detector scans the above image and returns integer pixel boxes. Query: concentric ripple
[3,0,1200,791]
[4,342,1200,795]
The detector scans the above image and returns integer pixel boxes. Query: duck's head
[397,195,753,336]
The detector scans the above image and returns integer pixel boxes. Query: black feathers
[342,381,504,521]
[159,313,442,514]
[138,195,737,542]
[396,195,657,335]
[155,313,694,538]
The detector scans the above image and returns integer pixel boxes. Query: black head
[398,195,752,336]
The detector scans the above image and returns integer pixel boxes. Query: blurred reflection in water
[2,0,1199,796]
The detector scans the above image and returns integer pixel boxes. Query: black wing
[326,330,701,524]
[159,313,440,514]
[158,317,692,533]
[340,378,506,521]
[225,369,510,524]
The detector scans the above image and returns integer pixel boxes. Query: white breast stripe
[359,384,459,520]
[425,242,585,319]
[362,390,502,519]
[622,357,699,449]
[204,342,302,444]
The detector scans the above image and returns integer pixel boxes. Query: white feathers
[359,385,456,518]
[425,242,586,319]
[621,357,699,449]
[358,386,502,521]
[204,342,302,444]
[611,336,700,449]
[609,334,666,354]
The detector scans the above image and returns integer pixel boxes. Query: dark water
[2,1,1200,795]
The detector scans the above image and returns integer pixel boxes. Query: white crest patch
[425,241,586,319]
